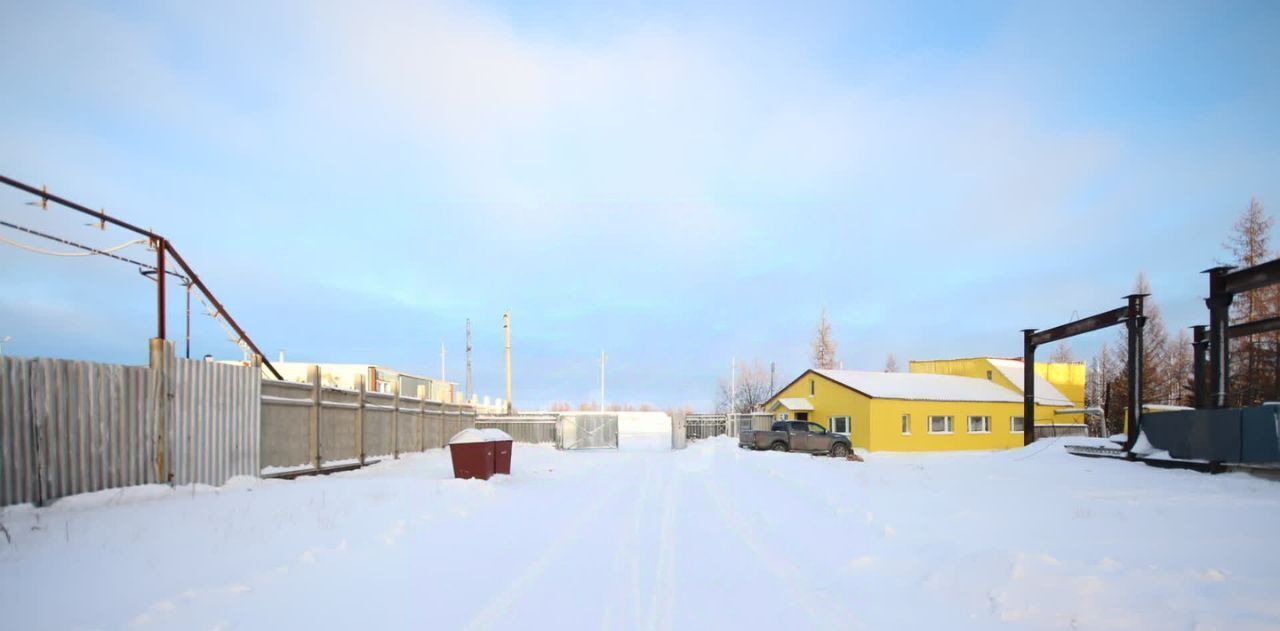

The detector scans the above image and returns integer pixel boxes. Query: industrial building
[270,361,505,412]
[764,357,1085,452]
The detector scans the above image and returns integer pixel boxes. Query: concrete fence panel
[363,394,391,458]
[395,400,416,456]
[363,391,395,461]
[320,387,359,466]
[476,416,558,444]
[260,380,312,470]
[423,402,445,450]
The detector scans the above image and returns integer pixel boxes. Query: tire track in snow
[598,454,654,630]
[462,467,632,631]
[700,460,865,630]
[646,458,679,631]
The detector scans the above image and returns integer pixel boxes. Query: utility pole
[600,350,606,412]
[504,311,512,413]
[465,319,473,403]
[0,336,10,356]
[184,282,192,359]
[440,343,447,383]
[770,361,776,394]
[730,356,736,415]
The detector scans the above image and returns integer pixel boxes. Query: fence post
[250,353,263,479]
[149,338,175,485]
[355,373,366,467]
[392,379,400,459]
[417,385,427,453]
[309,365,321,472]
[27,359,48,507]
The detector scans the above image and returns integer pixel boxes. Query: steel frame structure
[1203,259,1280,408]
[0,174,282,379]
[1022,294,1147,448]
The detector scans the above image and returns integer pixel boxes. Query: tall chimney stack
[465,319,473,403]
[504,311,512,413]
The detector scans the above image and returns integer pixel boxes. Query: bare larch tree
[717,360,773,413]
[811,307,839,369]
[883,353,899,372]
[1049,341,1076,363]
[1225,196,1275,406]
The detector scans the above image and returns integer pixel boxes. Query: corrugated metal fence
[1,355,159,506]
[171,356,261,486]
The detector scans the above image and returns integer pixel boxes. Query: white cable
[0,233,146,257]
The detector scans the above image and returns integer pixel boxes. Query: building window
[967,416,991,433]
[1011,416,1025,433]
[986,370,993,380]
[778,412,789,421]
[928,415,953,434]
[796,412,809,421]
[809,379,815,396]
[901,414,911,435]
[830,416,850,434]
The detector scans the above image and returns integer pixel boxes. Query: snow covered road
[3,438,1279,630]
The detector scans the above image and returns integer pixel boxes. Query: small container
[448,429,496,480]
[480,428,514,475]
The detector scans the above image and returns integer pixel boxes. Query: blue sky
[1,1,1277,410]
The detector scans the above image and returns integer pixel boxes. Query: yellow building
[764,359,1085,452]
[910,357,1087,428]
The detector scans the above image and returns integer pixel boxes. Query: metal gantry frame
[1202,258,1280,408]
[1022,294,1147,448]
[0,174,283,379]
[1191,324,1208,408]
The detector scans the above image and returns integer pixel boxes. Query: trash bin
[481,428,513,474]
[448,429,495,480]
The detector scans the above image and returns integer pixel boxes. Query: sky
[1,1,1277,410]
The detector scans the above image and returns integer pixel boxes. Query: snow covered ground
[3,437,1279,630]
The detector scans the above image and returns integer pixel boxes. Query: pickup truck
[750,421,851,457]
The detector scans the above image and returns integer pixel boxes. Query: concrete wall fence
[260,365,476,474]
[475,415,558,444]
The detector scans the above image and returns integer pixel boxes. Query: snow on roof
[448,428,490,444]
[815,370,1025,403]
[771,397,815,411]
[986,358,1074,407]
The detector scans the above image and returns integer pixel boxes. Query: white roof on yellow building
[770,397,815,412]
[815,370,1026,403]
[986,358,1074,407]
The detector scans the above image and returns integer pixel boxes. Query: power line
[0,231,143,257]
[1,175,283,380]
[0,219,187,281]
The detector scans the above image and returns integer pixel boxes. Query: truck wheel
[770,441,788,452]
[830,443,849,458]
